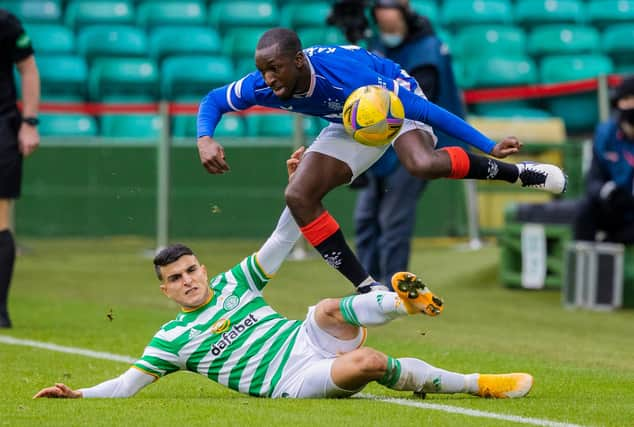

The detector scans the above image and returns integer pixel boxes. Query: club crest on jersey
[210,313,259,356]
[223,295,239,311]
[210,318,231,334]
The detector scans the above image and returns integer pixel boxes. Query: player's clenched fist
[197,136,230,174]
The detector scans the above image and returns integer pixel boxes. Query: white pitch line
[2,335,586,427]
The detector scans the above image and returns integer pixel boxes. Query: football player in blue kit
[197,28,567,294]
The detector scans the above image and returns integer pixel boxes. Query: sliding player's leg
[393,129,567,194]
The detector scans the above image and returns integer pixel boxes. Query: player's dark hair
[256,28,302,58]
[153,243,194,280]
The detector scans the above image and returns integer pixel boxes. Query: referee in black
[1,9,40,328]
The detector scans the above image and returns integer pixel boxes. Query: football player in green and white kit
[34,148,532,400]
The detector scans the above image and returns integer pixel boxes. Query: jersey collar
[294,55,316,98]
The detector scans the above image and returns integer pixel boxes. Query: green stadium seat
[245,113,316,137]
[24,24,74,54]
[410,1,439,25]
[441,0,512,30]
[527,25,600,58]
[464,56,538,88]
[222,27,269,61]
[514,0,584,29]
[453,25,526,60]
[89,58,158,102]
[235,58,257,78]
[137,1,206,30]
[602,24,634,74]
[209,1,279,35]
[65,0,135,31]
[77,25,147,64]
[100,114,163,139]
[38,54,87,101]
[297,27,347,47]
[587,0,634,29]
[171,114,246,139]
[161,55,233,101]
[39,113,97,137]
[280,2,331,30]
[2,0,61,23]
[540,54,614,132]
[149,26,221,64]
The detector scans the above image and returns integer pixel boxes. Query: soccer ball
[342,85,405,147]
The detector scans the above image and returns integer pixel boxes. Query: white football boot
[516,161,567,194]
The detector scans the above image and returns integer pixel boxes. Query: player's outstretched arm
[398,88,521,157]
[33,368,155,399]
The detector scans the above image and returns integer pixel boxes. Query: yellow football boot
[391,272,444,316]
[476,373,534,398]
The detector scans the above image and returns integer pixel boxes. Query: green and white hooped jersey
[133,254,302,397]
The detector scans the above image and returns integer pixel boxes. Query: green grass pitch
[1,237,633,426]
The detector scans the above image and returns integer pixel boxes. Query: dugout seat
[24,24,74,54]
[65,0,135,31]
[209,1,279,35]
[89,58,158,102]
[453,25,527,60]
[136,1,206,30]
[514,0,584,29]
[1,0,61,23]
[38,54,87,101]
[39,113,98,137]
[149,26,221,65]
[222,27,270,61]
[100,114,163,139]
[297,27,347,47]
[280,2,331,31]
[161,55,233,101]
[527,25,600,58]
[602,24,634,74]
[77,25,147,64]
[586,0,634,29]
[540,54,614,133]
[441,0,512,30]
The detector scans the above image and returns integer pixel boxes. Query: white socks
[339,292,408,327]
[389,357,479,394]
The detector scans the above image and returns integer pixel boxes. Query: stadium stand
[453,25,527,60]
[160,55,233,101]
[514,0,585,29]
[208,1,279,35]
[38,54,87,101]
[136,1,206,30]
[586,0,634,29]
[77,25,147,64]
[441,0,513,30]
[172,114,247,139]
[409,0,439,26]
[221,27,270,62]
[39,113,98,137]
[88,57,158,102]
[602,23,634,73]
[1,0,61,23]
[540,54,614,132]
[100,114,163,138]
[64,0,135,31]
[527,25,600,58]
[148,26,221,65]
[280,2,332,31]
[24,23,74,54]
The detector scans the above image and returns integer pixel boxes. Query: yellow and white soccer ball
[342,85,405,147]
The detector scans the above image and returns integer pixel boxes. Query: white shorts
[272,306,367,399]
[307,114,437,183]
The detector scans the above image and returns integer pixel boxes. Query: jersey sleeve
[230,254,272,292]
[197,73,258,138]
[396,86,496,154]
[5,12,34,63]
[133,335,182,378]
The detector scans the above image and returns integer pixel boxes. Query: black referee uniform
[0,9,35,328]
